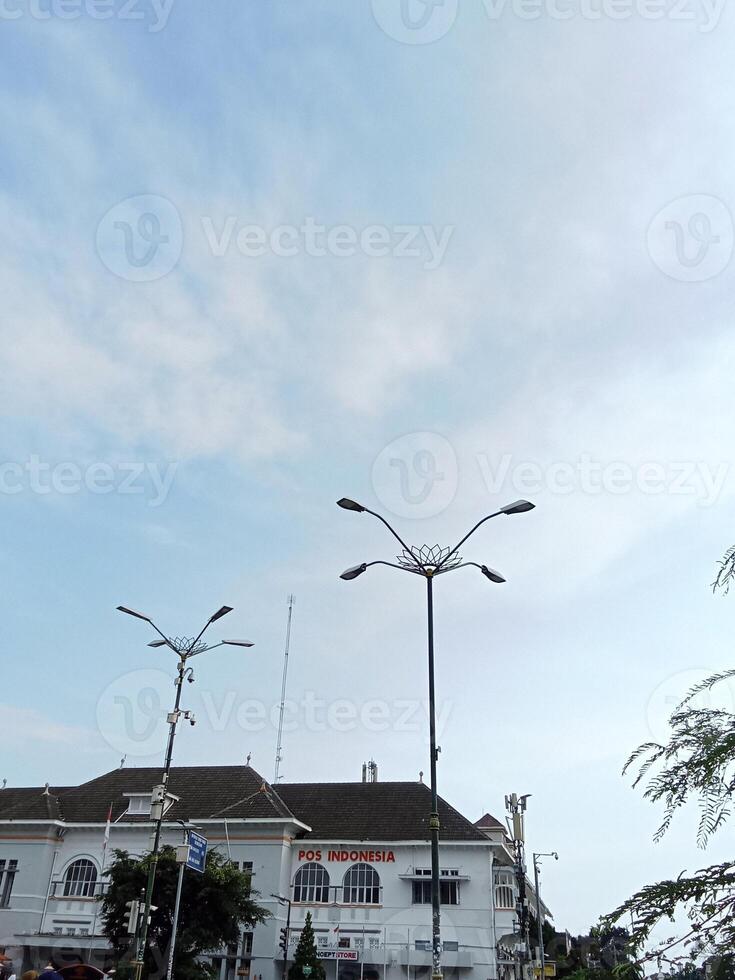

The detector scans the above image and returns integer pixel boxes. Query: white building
[0,766,548,980]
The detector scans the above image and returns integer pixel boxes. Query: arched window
[63,859,98,898]
[494,870,515,910]
[293,863,330,903]
[342,863,380,905]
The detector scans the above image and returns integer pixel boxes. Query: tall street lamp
[532,852,558,980]
[336,497,535,980]
[116,604,254,980]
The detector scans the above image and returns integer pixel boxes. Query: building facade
[0,766,544,980]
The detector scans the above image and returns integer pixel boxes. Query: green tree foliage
[288,912,325,980]
[553,924,639,980]
[100,846,269,980]
[607,549,735,965]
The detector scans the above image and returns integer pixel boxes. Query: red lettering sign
[315,848,395,863]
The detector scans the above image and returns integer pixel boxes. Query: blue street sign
[187,831,207,873]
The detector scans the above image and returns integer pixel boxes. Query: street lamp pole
[337,496,535,980]
[426,572,441,974]
[532,852,558,980]
[271,893,292,980]
[116,604,253,980]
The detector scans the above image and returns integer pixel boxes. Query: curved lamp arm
[340,560,423,581]
[336,499,423,570]
[448,561,506,583]
[439,500,534,569]
[437,512,504,569]
[363,508,424,569]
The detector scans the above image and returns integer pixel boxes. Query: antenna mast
[274,595,295,784]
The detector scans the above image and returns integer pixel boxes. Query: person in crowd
[38,960,63,980]
[21,971,38,980]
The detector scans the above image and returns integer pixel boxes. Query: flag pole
[91,802,112,938]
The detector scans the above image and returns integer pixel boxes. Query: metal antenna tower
[274,595,295,784]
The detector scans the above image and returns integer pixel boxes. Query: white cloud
[0,705,92,748]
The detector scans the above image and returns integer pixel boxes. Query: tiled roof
[276,781,487,842]
[0,768,293,824]
[0,787,67,821]
[0,769,488,843]
[474,812,505,831]
[58,766,295,823]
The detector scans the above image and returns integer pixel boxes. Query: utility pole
[272,893,292,980]
[505,793,532,980]
[274,595,295,784]
[532,852,558,980]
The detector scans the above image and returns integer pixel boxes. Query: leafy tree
[100,846,269,980]
[606,550,735,965]
[288,912,325,980]
[710,955,735,980]
[551,924,639,980]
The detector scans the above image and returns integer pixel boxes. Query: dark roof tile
[0,769,487,843]
[276,781,486,842]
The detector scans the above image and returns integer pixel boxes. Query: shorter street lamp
[272,894,292,980]
[166,821,202,980]
[532,852,558,979]
[337,496,535,980]
[116,604,254,980]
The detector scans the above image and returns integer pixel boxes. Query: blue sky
[3,0,735,938]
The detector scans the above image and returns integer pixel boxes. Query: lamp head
[222,640,255,648]
[116,606,152,623]
[148,640,168,648]
[481,565,506,584]
[337,497,366,513]
[340,563,367,581]
[500,499,535,515]
[209,605,233,623]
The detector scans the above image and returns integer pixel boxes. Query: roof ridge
[260,780,298,821]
